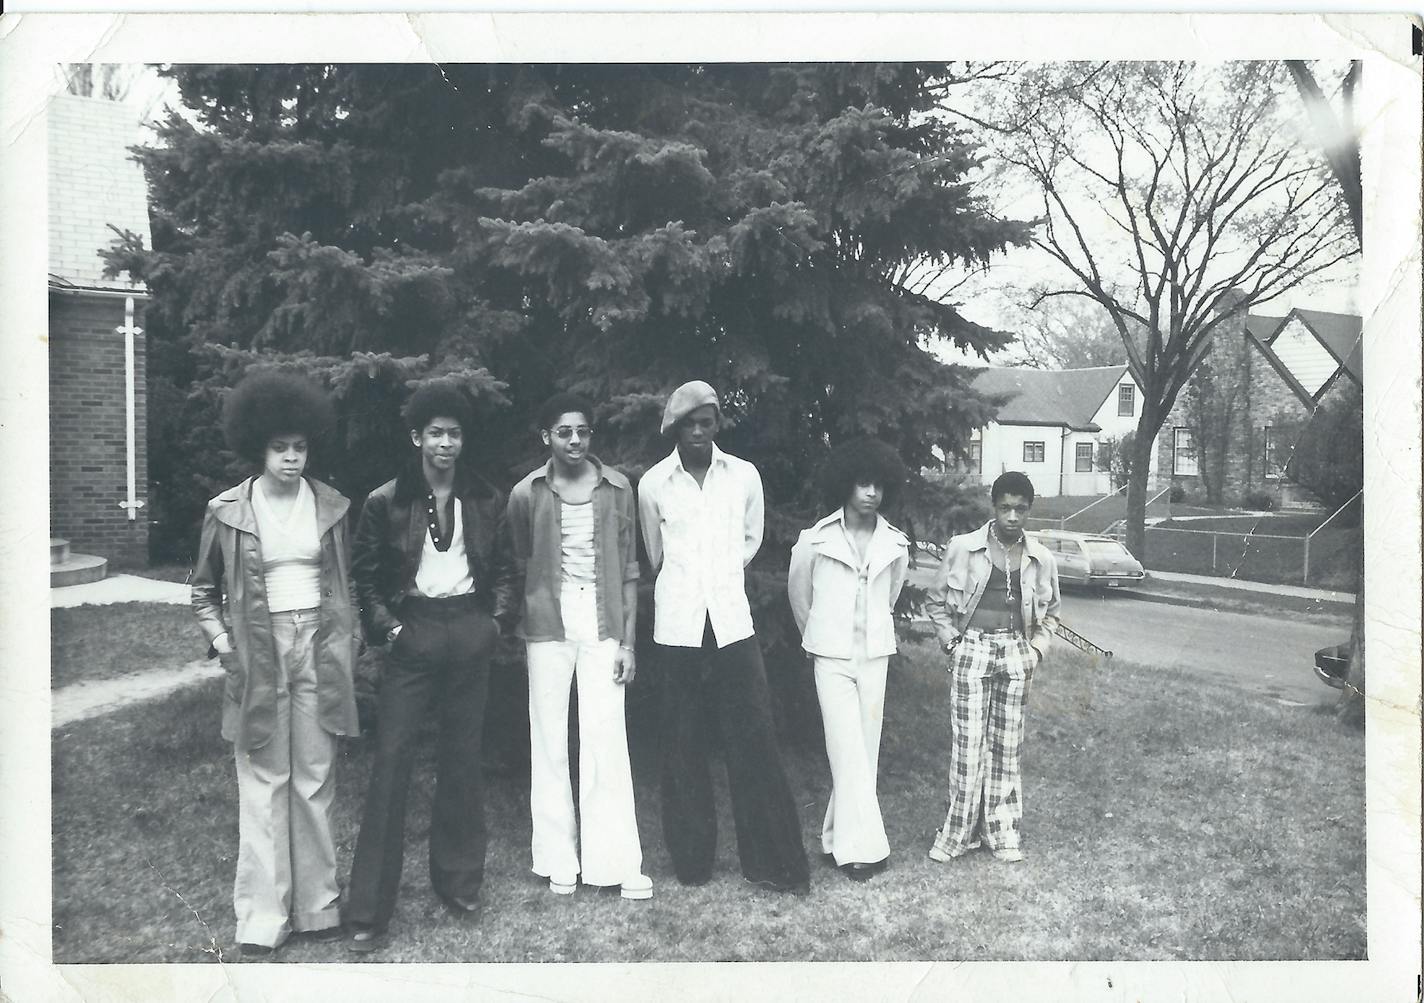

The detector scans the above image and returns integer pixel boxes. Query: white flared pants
[814,653,891,867]
[526,584,643,886]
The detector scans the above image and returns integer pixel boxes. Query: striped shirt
[559,500,597,585]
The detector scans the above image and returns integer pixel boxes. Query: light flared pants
[232,608,341,948]
[813,653,891,866]
[525,584,643,886]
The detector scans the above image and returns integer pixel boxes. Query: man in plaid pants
[926,471,1060,863]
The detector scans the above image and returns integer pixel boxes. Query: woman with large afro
[787,438,911,881]
[191,368,361,960]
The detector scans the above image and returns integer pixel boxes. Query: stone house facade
[1157,306,1363,508]
[49,93,153,570]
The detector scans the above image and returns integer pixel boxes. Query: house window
[967,441,981,473]
[1023,441,1045,463]
[1172,427,1199,476]
[1075,442,1093,472]
[1263,425,1284,480]
[1117,384,1135,417]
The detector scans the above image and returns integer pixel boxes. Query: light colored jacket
[787,509,910,660]
[926,521,1061,662]
[192,476,361,750]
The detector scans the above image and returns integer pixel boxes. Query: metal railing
[1026,484,1172,534]
[1104,517,1358,587]
[1304,490,1362,584]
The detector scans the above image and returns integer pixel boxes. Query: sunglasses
[550,425,593,440]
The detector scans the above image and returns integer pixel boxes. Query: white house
[964,365,1161,499]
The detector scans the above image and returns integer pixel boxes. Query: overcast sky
[94,61,1360,370]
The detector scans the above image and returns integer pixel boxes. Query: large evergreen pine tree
[112,63,1029,604]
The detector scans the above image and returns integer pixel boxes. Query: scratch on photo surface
[406,14,461,94]
[144,856,226,966]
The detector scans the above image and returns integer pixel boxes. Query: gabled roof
[970,365,1130,433]
[1284,308,1363,386]
[1244,313,1283,342]
[48,93,151,294]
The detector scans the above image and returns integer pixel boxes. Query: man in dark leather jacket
[344,378,519,953]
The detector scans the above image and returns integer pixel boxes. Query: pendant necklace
[992,521,1021,609]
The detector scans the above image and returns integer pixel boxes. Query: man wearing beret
[638,380,810,894]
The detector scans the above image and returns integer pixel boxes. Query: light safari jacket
[926,521,1062,662]
[787,509,910,660]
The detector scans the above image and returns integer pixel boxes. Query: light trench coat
[191,476,361,750]
[787,509,910,660]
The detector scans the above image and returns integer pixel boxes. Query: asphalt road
[906,563,1350,705]
[1049,589,1349,705]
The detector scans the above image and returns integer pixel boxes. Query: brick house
[1157,306,1363,507]
[965,365,1162,498]
[49,94,153,577]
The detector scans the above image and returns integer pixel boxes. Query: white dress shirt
[638,443,764,648]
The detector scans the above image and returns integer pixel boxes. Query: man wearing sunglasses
[503,392,652,902]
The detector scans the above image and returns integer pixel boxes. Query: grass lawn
[51,639,1365,964]
[1148,517,1358,591]
[1024,494,1220,535]
[51,602,207,688]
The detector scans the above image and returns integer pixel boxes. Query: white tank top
[252,477,322,613]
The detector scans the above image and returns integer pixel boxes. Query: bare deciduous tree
[983,61,1357,558]
[998,289,1128,370]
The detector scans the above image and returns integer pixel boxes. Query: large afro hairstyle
[818,437,910,511]
[402,378,475,434]
[222,368,336,465]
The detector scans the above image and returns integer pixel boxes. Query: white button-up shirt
[638,443,764,648]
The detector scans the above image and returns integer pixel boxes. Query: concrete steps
[51,538,107,588]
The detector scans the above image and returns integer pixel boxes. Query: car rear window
[1085,540,1131,558]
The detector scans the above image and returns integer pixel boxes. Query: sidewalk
[1144,569,1355,605]
[53,659,222,729]
[51,573,207,728]
[51,574,189,608]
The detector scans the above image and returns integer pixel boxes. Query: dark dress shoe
[436,891,483,918]
[750,877,810,896]
[346,927,386,954]
[303,925,346,943]
[843,862,878,882]
[817,852,838,868]
[237,943,276,961]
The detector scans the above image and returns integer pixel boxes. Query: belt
[402,591,479,607]
[963,626,1023,638]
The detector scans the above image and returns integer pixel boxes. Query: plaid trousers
[931,630,1036,858]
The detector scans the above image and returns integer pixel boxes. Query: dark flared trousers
[657,622,809,888]
[346,594,497,931]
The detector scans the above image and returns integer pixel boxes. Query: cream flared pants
[232,608,341,947]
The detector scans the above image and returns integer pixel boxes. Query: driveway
[1054,590,1348,704]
